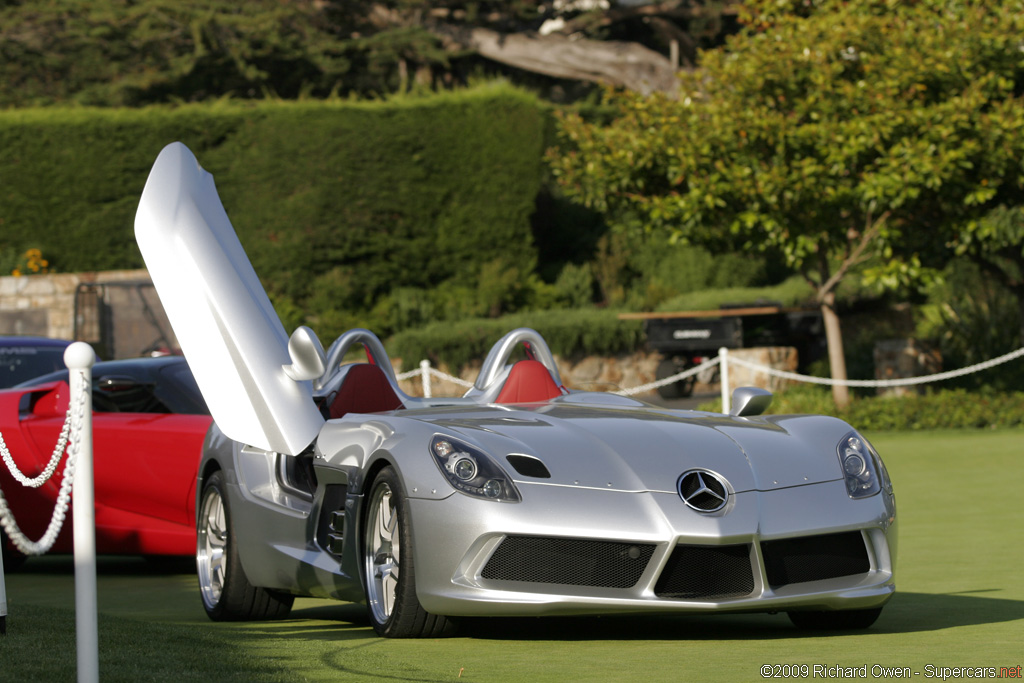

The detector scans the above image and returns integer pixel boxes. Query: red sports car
[0,355,212,567]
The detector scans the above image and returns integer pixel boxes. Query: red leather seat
[494,360,564,404]
[327,364,404,419]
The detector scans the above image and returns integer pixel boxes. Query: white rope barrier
[0,395,81,555]
[1,410,72,489]
[420,359,431,398]
[426,366,474,388]
[396,361,474,399]
[68,343,99,683]
[725,345,1024,388]
[398,345,1024,400]
[613,356,722,397]
[0,342,98,682]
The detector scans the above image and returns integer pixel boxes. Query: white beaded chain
[0,371,87,556]
[0,409,72,487]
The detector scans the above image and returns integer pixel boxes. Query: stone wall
[3,271,802,398]
[873,339,942,396]
[725,346,799,394]
[394,346,799,399]
[0,269,154,340]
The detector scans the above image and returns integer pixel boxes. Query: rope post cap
[64,342,96,370]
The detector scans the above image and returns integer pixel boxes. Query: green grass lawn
[2,430,1022,682]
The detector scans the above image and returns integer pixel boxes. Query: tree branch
[818,211,890,299]
[557,1,741,35]
[647,16,698,68]
[430,24,679,96]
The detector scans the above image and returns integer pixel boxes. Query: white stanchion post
[65,343,98,683]
[420,359,432,399]
[720,347,730,415]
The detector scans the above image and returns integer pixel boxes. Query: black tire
[788,607,883,630]
[363,466,457,638]
[655,358,695,399]
[196,471,294,621]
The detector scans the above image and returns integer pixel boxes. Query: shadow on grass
[2,605,297,682]
[267,590,1024,643]
[11,554,195,575]
[11,558,1023,643]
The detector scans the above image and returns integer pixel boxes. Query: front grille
[481,536,655,588]
[761,531,870,589]
[654,544,755,599]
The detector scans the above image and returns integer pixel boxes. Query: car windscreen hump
[134,142,324,455]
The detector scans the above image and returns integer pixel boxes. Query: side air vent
[315,484,348,557]
[482,536,654,588]
[505,454,551,479]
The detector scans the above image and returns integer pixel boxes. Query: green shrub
[656,275,813,312]
[915,260,1023,391]
[552,262,596,308]
[387,308,644,370]
[699,384,1024,431]
[0,84,548,334]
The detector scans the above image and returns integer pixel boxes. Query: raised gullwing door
[134,142,325,455]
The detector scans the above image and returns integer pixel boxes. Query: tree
[550,0,1024,406]
[349,1,740,96]
[0,0,351,106]
[0,1,739,107]
[954,205,1024,342]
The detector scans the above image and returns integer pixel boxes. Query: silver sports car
[135,143,897,638]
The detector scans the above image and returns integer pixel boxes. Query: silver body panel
[199,401,897,617]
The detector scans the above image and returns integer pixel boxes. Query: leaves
[552,0,1024,297]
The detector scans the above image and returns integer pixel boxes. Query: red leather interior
[327,364,404,419]
[494,360,563,404]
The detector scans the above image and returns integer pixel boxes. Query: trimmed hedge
[387,308,644,370]
[0,84,547,322]
[699,385,1024,431]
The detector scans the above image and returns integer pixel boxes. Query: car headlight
[431,435,521,502]
[837,431,886,499]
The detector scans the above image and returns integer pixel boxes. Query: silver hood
[419,401,848,494]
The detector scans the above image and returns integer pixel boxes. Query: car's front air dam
[407,480,896,617]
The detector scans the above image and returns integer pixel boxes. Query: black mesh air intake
[481,536,655,588]
[761,531,870,589]
[654,544,755,599]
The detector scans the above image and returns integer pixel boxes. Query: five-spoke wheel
[196,471,293,621]
[363,466,456,637]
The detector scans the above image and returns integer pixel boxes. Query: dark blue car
[0,336,73,389]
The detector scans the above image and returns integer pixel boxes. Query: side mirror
[282,326,326,381]
[730,386,772,417]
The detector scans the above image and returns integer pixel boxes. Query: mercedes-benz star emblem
[678,469,729,512]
